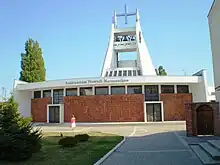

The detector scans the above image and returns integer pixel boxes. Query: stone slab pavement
[33,122,203,165]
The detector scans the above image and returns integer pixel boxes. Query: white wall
[13,89,32,117]
[190,70,209,102]
[208,0,220,102]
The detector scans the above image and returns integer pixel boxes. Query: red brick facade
[31,98,52,122]
[185,102,220,136]
[160,93,192,121]
[64,94,145,122]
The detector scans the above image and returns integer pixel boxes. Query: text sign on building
[66,78,129,85]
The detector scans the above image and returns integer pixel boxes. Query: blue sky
[0,0,214,96]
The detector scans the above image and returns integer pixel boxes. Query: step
[199,143,220,160]
[209,140,220,151]
[190,145,220,165]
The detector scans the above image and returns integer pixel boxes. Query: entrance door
[197,105,214,135]
[49,106,60,123]
[146,103,162,122]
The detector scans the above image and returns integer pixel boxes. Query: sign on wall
[66,78,129,85]
[115,35,136,42]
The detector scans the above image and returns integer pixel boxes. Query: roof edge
[208,0,216,17]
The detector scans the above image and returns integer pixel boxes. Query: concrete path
[102,130,202,165]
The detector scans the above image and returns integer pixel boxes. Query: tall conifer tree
[20,39,46,82]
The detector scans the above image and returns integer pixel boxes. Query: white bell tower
[101,5,156,77]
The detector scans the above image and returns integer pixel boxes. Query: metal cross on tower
[116,4,136,24]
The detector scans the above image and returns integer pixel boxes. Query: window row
[33,85,189,102]
[105,70,141,77]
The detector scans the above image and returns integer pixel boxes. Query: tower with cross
[101,5,156,77]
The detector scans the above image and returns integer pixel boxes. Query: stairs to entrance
[190,140,220,165]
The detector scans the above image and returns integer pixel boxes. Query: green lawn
[0,131,123,165]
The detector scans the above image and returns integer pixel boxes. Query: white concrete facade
[101,7,156,77]
[12,5,215,121]
[208,0,220,103]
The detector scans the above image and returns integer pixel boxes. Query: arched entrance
[197,105,214,135]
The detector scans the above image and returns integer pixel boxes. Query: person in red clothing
[71,114,76,129]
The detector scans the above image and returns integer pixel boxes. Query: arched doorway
[197,105,214,135]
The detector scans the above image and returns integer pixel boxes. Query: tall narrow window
[128,70,132,76]
[80,87,93,96]
[34,91,41,99]
[123,70,127,76]
[43,90,51,98]
[161,85,174,93]
[105,71,108,77]
[111,86,125,95]
[113,71,117,76]
[66,88,77,96]
[133,70,137,76]
[109,71,113,77]
[53,89,64,104]
[118,70,122,76]
[137,70,141,75]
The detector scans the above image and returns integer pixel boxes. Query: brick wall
[64,94,144,122]
[160,93,192,121]
[31,98,52,122]
[185,102,220,136]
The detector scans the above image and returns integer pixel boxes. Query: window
[127,86,142,94]
[177,85,189,93]
[128,70,132,76]
[113,71,117,76]
[105,71,108,77]
[80,87,93,96]
[137,70,141,75]
[53,89,64,104]
[133,70,137,76]
[95,86,108,95]
[161,85,174,93]
[109,71,113,77]
[34,91,41,99]
[118,70,122,76]
[43,90,51,98]
[123,70,127,76]
[66,88,77,96]
[111,86,125,95]
[144,85,159,101]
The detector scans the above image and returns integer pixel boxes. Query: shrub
[58,137,77,147]
[75,134,90,142]
[0,96,42,161]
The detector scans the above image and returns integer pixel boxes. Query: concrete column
[63,88,66,96]
[174,85,177,93]
[161,102,164,122]
[77,87,80,96]
[142,85,145,94]
[92,86,95,95]
[125,85,128,94]
[158,85,161,100]
[51,89,53,104]
[41,90,43,98]
[108,86,111,95]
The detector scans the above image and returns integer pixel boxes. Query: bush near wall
[0,97,42,161]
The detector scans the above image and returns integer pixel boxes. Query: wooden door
[197,105,214,135]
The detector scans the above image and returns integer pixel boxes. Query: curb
[94,136,126,165]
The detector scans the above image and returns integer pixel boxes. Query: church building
[13,6,214,123]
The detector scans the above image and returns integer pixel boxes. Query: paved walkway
[102,131,202,165]
[34,122,203,165]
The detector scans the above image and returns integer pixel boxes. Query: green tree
[156,65,167,76]
[0,96,42,161]
[20,38,46,82]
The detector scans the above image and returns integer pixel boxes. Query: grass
[0,131,123,165]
